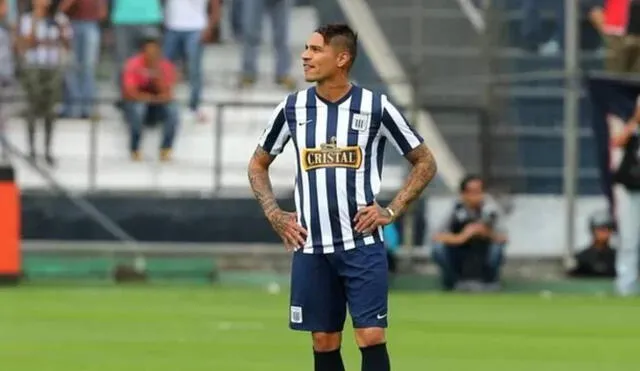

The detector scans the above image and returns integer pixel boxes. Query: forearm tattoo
[389,145,438,216]
[270,210,290,235]
[248,146,279,219]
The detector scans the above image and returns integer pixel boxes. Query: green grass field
[0,285,638,370]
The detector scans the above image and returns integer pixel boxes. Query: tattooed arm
[354,95,438,234]
[354,144,437,233]
[248,146,280,219]
[248,146,307,251]
[387,144,437,217]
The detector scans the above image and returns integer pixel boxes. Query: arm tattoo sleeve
[388,144,437,216]
[248,146,280,219]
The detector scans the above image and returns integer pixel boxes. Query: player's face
[0,1,6,18]
[301,33,348,82]
[462,179,484,208]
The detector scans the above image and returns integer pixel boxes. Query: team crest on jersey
[302,136,362,171]
[351,113,370,131]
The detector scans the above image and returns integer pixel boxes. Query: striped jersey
[258,85,424,254]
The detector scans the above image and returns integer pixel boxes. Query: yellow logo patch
[301,137,362,171]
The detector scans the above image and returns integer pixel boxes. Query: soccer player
[248,24,437,371]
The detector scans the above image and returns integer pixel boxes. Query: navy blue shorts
[289,242,389,332]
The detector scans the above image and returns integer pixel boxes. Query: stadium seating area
[2,3,413,194]
[1,0,606,195]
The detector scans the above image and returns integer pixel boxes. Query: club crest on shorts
[290,306,303,324]
[351,113,370,132]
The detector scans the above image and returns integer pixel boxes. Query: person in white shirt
[18,0,72,166]
[163,0,220,123]
[0,0,15,84]
[0,0,15,164]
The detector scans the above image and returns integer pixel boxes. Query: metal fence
[0,92,491,195]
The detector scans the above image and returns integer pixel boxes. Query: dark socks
[314,348,345,371]
[360,343,390,371]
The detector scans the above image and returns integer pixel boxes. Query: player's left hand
[353,203,394,235]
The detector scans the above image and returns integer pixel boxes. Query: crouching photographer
[432,175,508,292]
[568,210,616,278]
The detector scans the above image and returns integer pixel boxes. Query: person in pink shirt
[122,36,179,162]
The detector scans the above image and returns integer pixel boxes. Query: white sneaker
[539,40,561,56]
[189,108,208,124]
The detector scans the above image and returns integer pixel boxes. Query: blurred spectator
[431,175,508,292]
[17,0,72,166]
[163,0,220,123]
[521,1,605,56]
[0,0,15,151]
[0,0,12,164]
[230,0,242,40]
[568,210,616,278]
[122,36,179,162]
[589,0,640,73]
[0,0,15,85]
[609,99,640,296]
[383,223,400,274]
[111,0,162,105]
[59,0,107,119]
[4,0,15,25]
[521,0,565,55]
[240,0,296,90]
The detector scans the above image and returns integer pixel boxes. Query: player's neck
[315,78,352,104]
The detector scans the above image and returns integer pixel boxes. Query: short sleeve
[258,99,290,156]
[161,60,177,86]
[492,214,508,236]
[379,94,424,156]
[122,58,138,90]
[483,202,507,236]
[436,209,455,234]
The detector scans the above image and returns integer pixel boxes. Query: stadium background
[1,1,638,370]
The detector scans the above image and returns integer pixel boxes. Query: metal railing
[0,92,294,195]
[0,92,501,197]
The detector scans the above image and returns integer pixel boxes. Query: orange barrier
[0,165,20,285]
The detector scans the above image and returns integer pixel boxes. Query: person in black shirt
[432,175,508,292]
[568,210,616,278]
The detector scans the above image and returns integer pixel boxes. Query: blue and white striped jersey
[258,85,424,254]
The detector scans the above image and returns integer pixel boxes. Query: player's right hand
[268,210,308,252]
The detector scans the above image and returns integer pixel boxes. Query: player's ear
[336,51,351,69]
